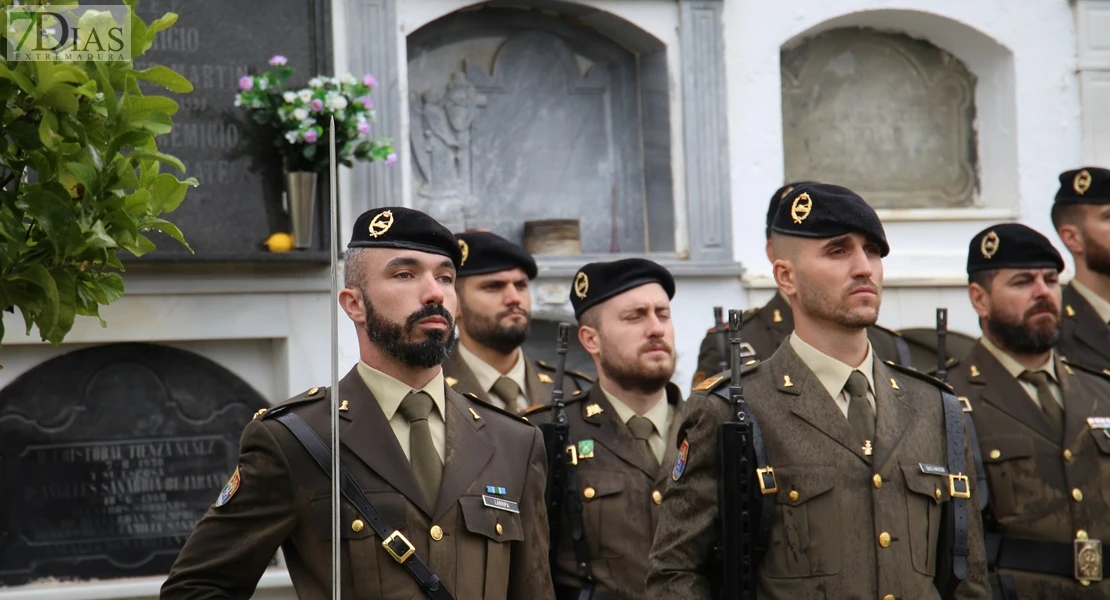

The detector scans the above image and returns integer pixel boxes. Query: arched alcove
[406,2,675,254]
[0,343,268,586]
[780,10,1017,215]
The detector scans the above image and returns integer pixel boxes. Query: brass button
[934,488,942,500]
[1073,488,1084,502]
[351,519,364,533]
[1078,529,1089,541]
[584,487,596,499]
[883,595,895,600]
[430,525,443,541]
[652,490,663,504]
[872,474,882,489]
[1064,449,1074,462]
[496,523,503,535]
[309,387,319,395]
[879,532,892,548]
[989,449,1001,460]
[788,490,800,502]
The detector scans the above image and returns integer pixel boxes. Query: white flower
[257,77,269,90]
[233,94,242,107]
[285,130,300,144]
[341,74,356,86]
[94,92,104,101]
[308,77,323,88]
[293,108,309,121]
[283,91,297,103]
[297,89,313,103]
[326,92,348,111]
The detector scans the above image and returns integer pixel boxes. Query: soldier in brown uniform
[161,208,554,600]
[690,183,912,388]
[526,259,684,600]
[1052,167,1110,373]
[949,223,1110,598]
[444,231,591,412]
[648,184,989,600]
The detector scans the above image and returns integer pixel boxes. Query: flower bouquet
[235,55,396,172]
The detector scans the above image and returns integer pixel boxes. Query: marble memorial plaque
[781,28,977,209]
[0,343,267,585]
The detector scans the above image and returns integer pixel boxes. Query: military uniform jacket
[949,342,1110,598]
[1060,283,1110,373]
[650,342,990,600]
[525,383,685,598]
[443,349,591,412]
[161,367,555,600]
[691,293,910,387]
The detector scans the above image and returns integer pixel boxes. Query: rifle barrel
[936,308,949,383]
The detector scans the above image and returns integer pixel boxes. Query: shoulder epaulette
[535,360,595,384]
[742,306,761,323]
[693,360,762,393]
[461,391,534,426]
[521,394,588,417]
[1061,358,1110,381]
[566,369,594,383]
[257,386,327,420]
[883,361,954,393]
[870,323,904,337]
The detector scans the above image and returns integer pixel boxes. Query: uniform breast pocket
[979,435,1035,518]
[578,470,628,560]
[900,465,949,577]
[460,494,524,599]
[763,465,842,579]
[311,492,411,600]
[1088,428,1110,505]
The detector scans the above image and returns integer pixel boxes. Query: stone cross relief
[410,72,486,233]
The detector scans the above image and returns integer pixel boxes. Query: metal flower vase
[285,170,318,250]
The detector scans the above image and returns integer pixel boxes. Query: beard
[796,275,881,329]
[599,338,675,395]
[460,304,530,355]
[363,292,455,368]
[1084,236,1110,278]
[985,299,1061,355]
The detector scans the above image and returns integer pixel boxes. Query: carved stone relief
[781,28,978,209]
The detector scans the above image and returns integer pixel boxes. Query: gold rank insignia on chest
[1075,530,1103,585]
[586,403,604,417]
[538,373,553,384]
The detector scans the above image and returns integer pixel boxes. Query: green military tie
[398,391,442,507]
[490,376,521,411]
[628,415,659,467]
[1019,370,1064,437]
[844,370,876,444]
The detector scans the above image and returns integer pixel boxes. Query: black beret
[347,207,462,268]
[771,183,890,256]
[966,223,1064,275]
[765,181,815,233]
[570,258,675,320]
[1055,167,1110,205]
[455,231,538,279]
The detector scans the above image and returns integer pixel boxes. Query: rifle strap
[962,408,989,511]
[893,334,913,367]
[272,411,455,600]
[712,388,774,560]
[941,390,970,583]
[562,456,595,591]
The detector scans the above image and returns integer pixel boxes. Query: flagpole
[328,116,341,600]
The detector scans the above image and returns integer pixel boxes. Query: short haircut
[968,269,999,290]
[344,248,369,289]
[578,305,601,331]
[1050,202,1082,231]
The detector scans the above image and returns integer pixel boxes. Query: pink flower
[310,98,324,112]
[304,129,319,143]
[357,120,371,136]
[384,153,397,166]
[269,55,288,66]
[363,74,377,87]
[359,95,374,110]
[238,76,253,91]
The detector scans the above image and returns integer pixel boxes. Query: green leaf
[145,217,191,251]
[134,112,173,135]
[126,95,179,118]
[16,189,76,254]
[94,272,125,304]
[133,65,193,93]
[38,111,61,150]
[130,148,186,173]
[148,13,179,34]
[36,88,80,114]
[43,268,77,345]
[108,131,152,159]
[124,233,157,257]
[150,173,191,213]
[64,162,99,195]
[0,63,37,95]
[11,264,60,337]
[85,220,118,250]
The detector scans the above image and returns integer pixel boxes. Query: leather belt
[989,534,1106,582]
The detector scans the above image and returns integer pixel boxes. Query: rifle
[936,308,949,383]
[715,309,758,599]
[713,306,728,373]
[539,324,594,597]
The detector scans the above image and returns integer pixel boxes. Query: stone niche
[781,27,978,209]
[407,4,674,254]
[0,343,268,586]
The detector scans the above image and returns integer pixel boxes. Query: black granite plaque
[129,0,333,261]
[0,343,268,585]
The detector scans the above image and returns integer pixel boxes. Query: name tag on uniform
[919,463,948,476]
[1087,417,1110,430]
[482,495,520,514]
